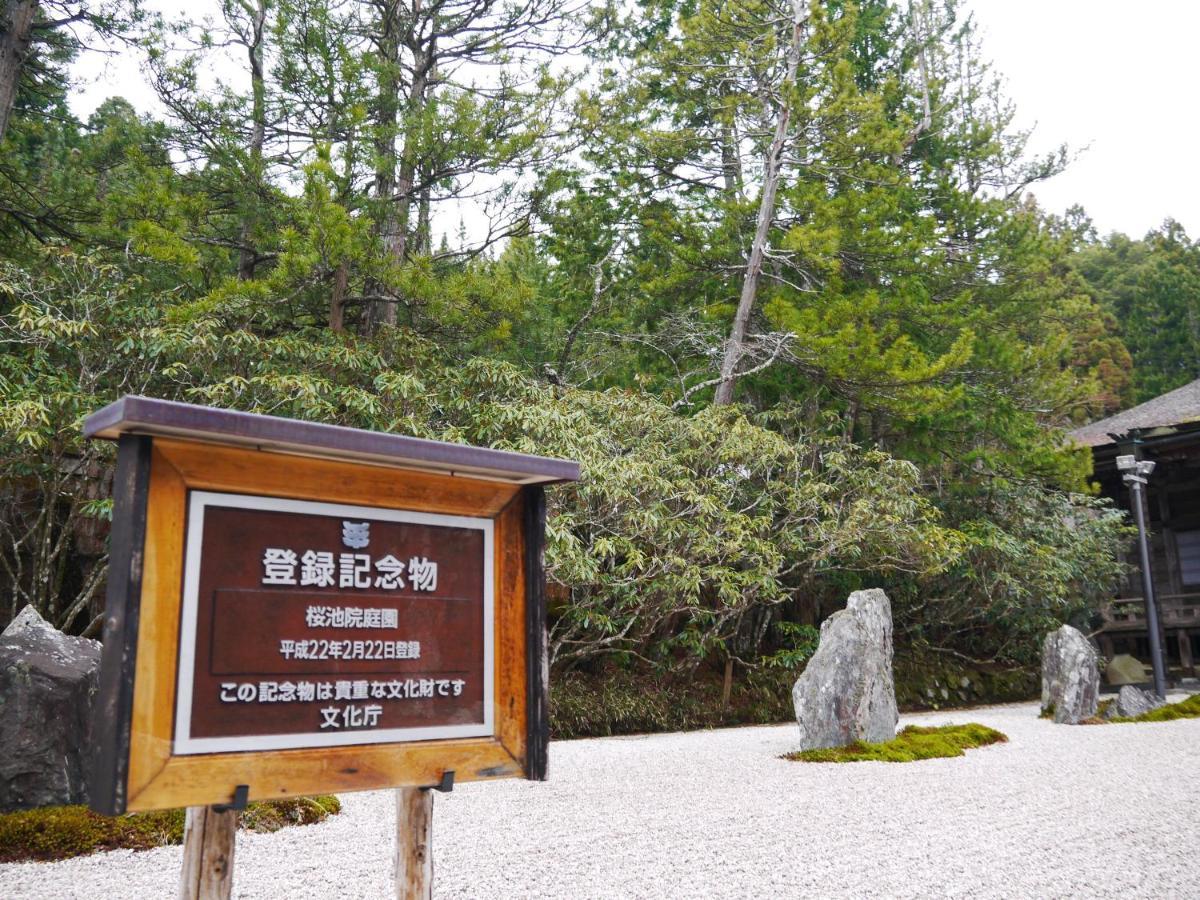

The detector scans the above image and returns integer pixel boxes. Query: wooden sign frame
[86,397,576,815]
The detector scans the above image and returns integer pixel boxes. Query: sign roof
[84,395,580,485]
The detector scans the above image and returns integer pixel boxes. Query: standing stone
[1040,624,1100,724]
[792,589,898,750]
[1114,684,1165,718]
[1104,654,1147,686]
[0,604,101,811]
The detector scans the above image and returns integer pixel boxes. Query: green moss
[784,723,1008,763]
[0,806,184,862]
[0,796,341,863]
[1110,692,1200,724]
[237,795,341,832]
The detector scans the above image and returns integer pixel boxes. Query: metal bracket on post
[212,784,250,813]
[424,770,454,793]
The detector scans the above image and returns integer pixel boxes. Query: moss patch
[1110,692,1200,724]
[785,723,1008,763]
[0,796,341,863]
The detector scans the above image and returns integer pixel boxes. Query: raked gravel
[3,699,1199,899]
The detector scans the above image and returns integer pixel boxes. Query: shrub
[0,247,1130,673]
[551,665,799,739]
[0,248,952,670]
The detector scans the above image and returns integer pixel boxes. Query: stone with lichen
[1105,653,1147,686]
[792,588,898,750]
[1114,684,1165,718]
[1040,624,1099,724]
[0,605,101,811]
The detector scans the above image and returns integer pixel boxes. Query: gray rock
[1040,624,1100,724]
[1105,653,1147,686]
[792,588,898,750]
[0,604,101,811]
[1115,684,1165,718]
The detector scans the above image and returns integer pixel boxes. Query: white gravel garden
[2,699,1197,899]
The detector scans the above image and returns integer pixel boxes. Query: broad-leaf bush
[0,248,1127,669]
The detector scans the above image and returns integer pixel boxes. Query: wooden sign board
[84,396,579,815]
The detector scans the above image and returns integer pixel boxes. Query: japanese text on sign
[262,549,438,591]
[176,495,491,755]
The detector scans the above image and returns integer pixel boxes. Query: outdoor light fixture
[1118,451,1167,698]
[1116,455,1156,478]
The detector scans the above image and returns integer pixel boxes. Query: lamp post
[1115,453,1168,698]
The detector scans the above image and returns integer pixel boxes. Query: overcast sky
[965,0,1199,239]
[69,0,1200,241]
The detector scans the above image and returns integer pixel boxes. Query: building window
[1178,530,1200,586]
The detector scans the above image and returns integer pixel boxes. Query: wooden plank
[88,434,152,816]
[523,485,549,780]
[154,438,520,517]
[128,737,522,811]
[126,446,189,805]
[179,806,237,900]
[394,788,433,900]
[493,493,528,767]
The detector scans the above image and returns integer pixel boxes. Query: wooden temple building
[1070,378,1200,681]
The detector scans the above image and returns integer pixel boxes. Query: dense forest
[2,0,1198,702]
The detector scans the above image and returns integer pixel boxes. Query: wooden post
[523,484,550,781]
[179,805,237,900]
[395,787,434,900]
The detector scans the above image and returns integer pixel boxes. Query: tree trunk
[366,2,435,334]
[237,0,268,281]
[719,83,742,199]
[329,260,348,331]
[392,17,433,267]
[416,184,431,254]
[0,0,38,144]
[713,3,808,407]
[364,0,403,334]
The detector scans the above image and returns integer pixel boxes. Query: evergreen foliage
[1072,219,1200,402]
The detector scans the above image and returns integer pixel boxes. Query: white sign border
[173,490,495,755]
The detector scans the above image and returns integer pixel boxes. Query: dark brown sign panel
[176,495,493,753]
